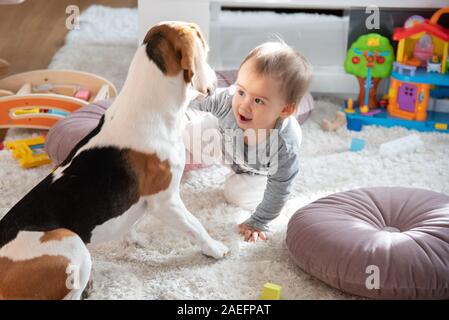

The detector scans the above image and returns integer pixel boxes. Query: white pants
[223,172,268,210]
[183,108,267,210]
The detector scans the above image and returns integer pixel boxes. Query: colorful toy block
[350,138,365,152]
[260,282,282,300]
[74,88,91,101]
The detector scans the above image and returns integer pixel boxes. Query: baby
[184,41,312,242]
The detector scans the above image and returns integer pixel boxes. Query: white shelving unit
[138,0,448,95]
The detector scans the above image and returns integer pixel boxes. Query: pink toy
[413,34,434,67]
[74,88,91,101]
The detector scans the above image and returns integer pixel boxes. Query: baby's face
[232,58,290,135]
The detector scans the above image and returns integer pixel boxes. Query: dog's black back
[0,116,141,247]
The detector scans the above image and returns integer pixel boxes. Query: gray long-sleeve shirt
[188,87,301,231]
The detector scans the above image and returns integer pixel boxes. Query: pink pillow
[286,187,449,299]
[45,99,112,167]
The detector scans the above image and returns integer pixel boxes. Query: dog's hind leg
[150,194,229,259]
[52,230,92,300]
[63,241,92,300]
[0,229,92,300]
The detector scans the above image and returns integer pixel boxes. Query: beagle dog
[0,21,229,300]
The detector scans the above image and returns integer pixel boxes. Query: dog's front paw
[202,240,229,259]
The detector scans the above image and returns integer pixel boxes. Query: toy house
[388,9,449,127]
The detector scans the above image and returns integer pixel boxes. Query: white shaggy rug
[1,5,449,300]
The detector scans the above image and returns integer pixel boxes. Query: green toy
[344,33,394,110]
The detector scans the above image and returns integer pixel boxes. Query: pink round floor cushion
[286,187,449,299]
[45,99,112,166]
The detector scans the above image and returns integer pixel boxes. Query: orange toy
[388,8,449,122]
[403,55,421,67]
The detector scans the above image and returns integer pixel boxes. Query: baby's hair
[240,41,313,108]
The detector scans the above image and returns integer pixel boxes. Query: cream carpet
[1,5,448,299]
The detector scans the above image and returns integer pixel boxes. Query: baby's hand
[238,223,267,243]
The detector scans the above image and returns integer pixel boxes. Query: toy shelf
[0,69,117,99]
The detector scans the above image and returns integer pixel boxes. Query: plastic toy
[393,61,417,76]
[427,55,441,73]
[414,33,434,66]
[344,33,394,110]
[350,138,365,152]
[260,282,282,300]
[379,134,423,157]
[344,8,449,134]
[74,88,91,101]
[360,105,369,114]
[321,111,346,131]
[344,98,355,113]
[388,9,449,122]
[0,69,117,141]
[363,108,382,116]
[5,136,51,168]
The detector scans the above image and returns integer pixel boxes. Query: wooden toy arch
[0,69,117,134]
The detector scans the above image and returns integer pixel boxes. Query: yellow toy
[260,282,282,300]
[5,136,51,168]
[360,105,369,114]
[344,98,355,113]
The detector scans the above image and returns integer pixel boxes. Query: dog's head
[143,21,216,96]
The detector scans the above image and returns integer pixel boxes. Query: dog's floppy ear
[181,22,216,94]
[143,23,196,83]
[184,23,208,84]
[187,23,207,53]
